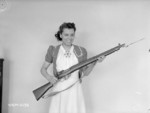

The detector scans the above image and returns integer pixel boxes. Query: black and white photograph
[0,0,150,113]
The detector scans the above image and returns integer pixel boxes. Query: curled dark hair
[55,22,76,41]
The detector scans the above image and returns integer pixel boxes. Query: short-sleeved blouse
[45,44,87,78]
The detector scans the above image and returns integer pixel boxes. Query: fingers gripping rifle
[33,38,144,101]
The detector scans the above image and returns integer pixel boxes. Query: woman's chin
[64,43,73,46]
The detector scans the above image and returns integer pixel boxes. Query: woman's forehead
[62,28,75,34]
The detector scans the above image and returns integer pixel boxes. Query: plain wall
[0,0,150,113]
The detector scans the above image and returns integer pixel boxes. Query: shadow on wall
[2,48,11,113]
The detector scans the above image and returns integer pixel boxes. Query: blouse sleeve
[82,47,87,61]
[79,47,88,75]
[81,47,88,70]
[45,45,54,63]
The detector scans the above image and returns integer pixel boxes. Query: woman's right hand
[48,75,57,84]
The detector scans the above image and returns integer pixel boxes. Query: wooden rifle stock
[33,43,125,101]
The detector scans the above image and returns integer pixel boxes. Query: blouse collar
[60,44,74,53]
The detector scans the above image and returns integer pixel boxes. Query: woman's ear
[60,34,62,39]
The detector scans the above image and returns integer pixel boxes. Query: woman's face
[60,28,75,46]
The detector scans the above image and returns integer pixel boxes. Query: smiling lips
[66,39,73,44]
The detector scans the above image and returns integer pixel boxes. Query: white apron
[48,45,86,113]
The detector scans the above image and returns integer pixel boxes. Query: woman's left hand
[97,55,106,63]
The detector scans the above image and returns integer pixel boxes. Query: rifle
[33,43,125,101]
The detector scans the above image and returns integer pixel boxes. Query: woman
[41,22,105,113]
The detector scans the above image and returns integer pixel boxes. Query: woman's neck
[62,43,72,51]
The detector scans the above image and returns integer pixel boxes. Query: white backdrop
[0,0,150,113]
